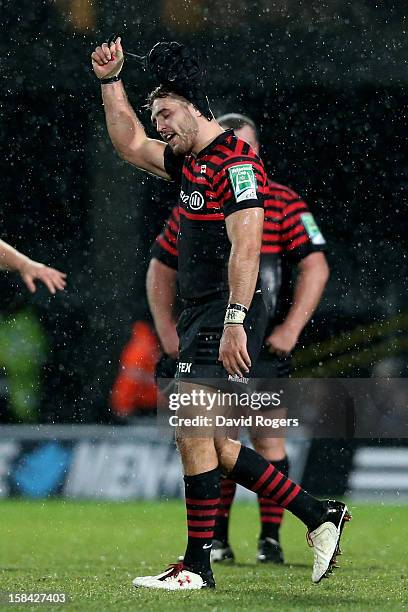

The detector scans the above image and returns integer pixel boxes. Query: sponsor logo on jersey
[228,164,257,203]
[300,213,326,245]
[178,362,192,373]
[189,191,205,211]
[180,190,189,204]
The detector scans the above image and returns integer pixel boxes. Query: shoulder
[266,179,302,202]
[212,135,266,182]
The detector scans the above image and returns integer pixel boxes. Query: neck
[191,122,224,155]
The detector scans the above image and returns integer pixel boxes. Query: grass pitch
[0,500,407,611]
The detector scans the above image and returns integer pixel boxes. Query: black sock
[230,445,324,531]
[183,467,220,573]
[258,457,289,541]
[214,477,236,544]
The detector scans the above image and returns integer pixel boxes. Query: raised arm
[0,239,66,294]
[91,37,170,179]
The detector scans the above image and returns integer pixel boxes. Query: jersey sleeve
[150,205,179,270]
[280,194,326,263]
[213,152,267,218]
[163,145,184,185]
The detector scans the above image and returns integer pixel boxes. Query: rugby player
[92,37,350,590]
[148,113,330,565]
[0,239,66,294]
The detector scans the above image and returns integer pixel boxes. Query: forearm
[226,208,263,309]
[284,256,329,335]
[102,81,147,159]
[0,240,31,272]
[146,259,177,334]
[228,247,260,309]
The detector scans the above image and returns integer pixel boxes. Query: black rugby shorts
[176,291,268,383]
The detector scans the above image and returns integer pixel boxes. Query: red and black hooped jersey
[162,129,267,300]
[151,177,326,323]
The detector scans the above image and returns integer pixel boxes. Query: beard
[169,111,199,155]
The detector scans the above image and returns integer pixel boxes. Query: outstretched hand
[20,261,67,295]
[91,37,124,80]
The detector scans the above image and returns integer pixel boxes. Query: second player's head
[217,113,260,155]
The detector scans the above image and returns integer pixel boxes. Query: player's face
[235,125,260,155]
[151,97,199,155]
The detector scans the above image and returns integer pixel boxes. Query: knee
[252,437,286,461]
[214,437,240,471]
[176,433,211,456]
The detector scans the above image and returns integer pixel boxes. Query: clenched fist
[91,36,124,80]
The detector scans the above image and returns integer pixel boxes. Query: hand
[158,323,179,359]
[265,323,299,357]
[91,37,124,80]
[219,325,251,378]
[20,260,67,295]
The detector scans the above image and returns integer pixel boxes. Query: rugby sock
[183,467,221,573]
[230,445,324,531]
[258,457,289,541]
[214,477,237,544]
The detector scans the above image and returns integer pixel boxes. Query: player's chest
[178,161,222,217]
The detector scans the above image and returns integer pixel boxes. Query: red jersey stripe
[180,208,224,221]
[157,235,177,256]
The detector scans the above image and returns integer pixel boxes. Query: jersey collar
[195,129,234,158]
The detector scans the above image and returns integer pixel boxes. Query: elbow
[114,142,140,165]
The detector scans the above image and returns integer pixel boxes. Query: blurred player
[92,37,350,590]
[0,239,66,294]
[148,113,329,565]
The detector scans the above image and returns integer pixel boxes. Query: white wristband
[224,303,248,326]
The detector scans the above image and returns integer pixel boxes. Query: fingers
[240,346,252,370]
[33,268,67,295]
[43,277,57,295]
[111,36,122,59]
[219,349,250,378]
[92,37,122,66]
[92,44,114,65]
[23,276,36,294]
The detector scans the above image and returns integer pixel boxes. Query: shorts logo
[178,362,192,373]
[189,191,204,210]
[300,213,326,245]
[228,374,249,385]
[228,164,257,203]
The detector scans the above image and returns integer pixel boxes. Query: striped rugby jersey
[162,129,268,300]
[151,178,326,326]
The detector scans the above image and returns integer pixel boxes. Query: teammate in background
[148,113,329,565]
[92,37,350,591]
[0,239,66,294]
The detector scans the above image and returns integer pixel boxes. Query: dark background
[1,0,406,423]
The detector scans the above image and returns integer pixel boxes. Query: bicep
[123,138,172,180]
[225,208,264,248]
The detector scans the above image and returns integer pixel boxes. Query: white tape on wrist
[224,303,248,326]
